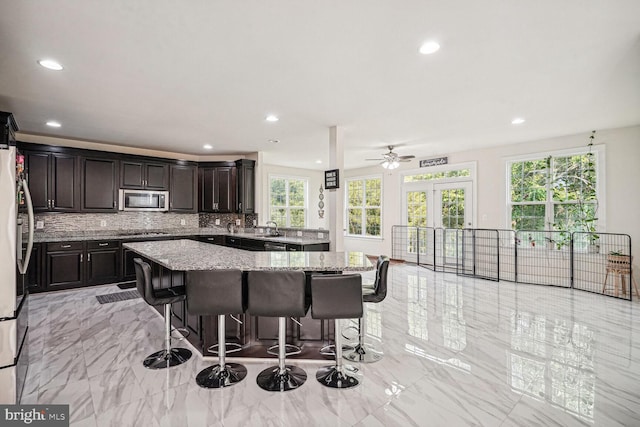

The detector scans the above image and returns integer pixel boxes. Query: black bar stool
[343,255,390,363]
[134,258,192,369]
[311,273,363,388]
[246,270,308,392]
[186,269,247,388]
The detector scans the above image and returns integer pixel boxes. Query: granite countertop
[33,228,330,246]
[124,239,372,272]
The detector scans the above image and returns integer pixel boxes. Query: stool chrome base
[342,344,383,363]
[316,366,360,389]
[143,347,192,370]
[256,365,307,392]
[196,363,247,389]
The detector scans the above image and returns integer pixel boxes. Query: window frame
[345,174,383,238]
[505,145,606,232]
[268,174,309,228]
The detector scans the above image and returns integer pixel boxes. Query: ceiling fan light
[381,160,400,170]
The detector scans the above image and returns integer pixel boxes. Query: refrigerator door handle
[16,178,34,275]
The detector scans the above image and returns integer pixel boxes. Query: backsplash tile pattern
[199,213,258,229]
[30,212,199,232]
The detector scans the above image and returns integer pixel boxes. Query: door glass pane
[441,188,465,229]
[406,191,427,254]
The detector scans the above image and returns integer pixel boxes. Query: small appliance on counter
[0,111,33,404]
[118,189,169,212]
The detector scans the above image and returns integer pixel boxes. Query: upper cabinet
[236,159,255,214]
[81,157,119,212]
[120,159,169,190]
[170,163,198,213]
[199,163,237,213]
[25,151,80,212]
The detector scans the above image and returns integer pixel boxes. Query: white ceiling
[1,0,639,170]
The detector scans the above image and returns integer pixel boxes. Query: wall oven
[118,189,169,212]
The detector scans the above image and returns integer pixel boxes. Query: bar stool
[343,255,390,363]
[311,273,363,388]
[246,270,308,392]
[186,269,246,388]
[134,258,192,369]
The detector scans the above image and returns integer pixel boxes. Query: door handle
[98,243,109,247]
[61,244,71,248]
[80,253,83,262]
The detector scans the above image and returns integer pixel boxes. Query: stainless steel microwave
[118,189,169,212]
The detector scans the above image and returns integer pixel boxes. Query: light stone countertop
[123,239,372,272]
[33,227,330,246]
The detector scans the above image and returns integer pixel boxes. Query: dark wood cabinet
[170,164,198,212]
[25,151,80,212]
[86,241,120,285]
[44,240,121,290]
[24,244,42,292]
[81,157,119,212]
[121,160,168,190]
[45,242,85,289]
[199,163,237,213]
[236,159,255,214]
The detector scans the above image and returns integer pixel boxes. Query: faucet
[265,221,279,236]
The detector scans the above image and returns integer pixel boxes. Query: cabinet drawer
[46,241,84,252]
[87,240,119,250]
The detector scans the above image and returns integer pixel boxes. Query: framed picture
[324,169,339,189]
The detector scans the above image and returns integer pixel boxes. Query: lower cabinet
[45,242,85,289]
[44,240,121,290]
[86,241,121,285]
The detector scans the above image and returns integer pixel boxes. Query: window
[508,150,599,232]
[269,176,307,227]
[346,176,382,237]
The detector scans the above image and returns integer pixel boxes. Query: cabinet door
[87,248,120,285]
[199,167,215,212]
[51,154,79,212]
[236,160,255,213]
[122,247,137,280]
[170,164,197,212]
[25,244,42,292]
[145,163,169,190]
[216,167,236,213]
[46,250,84,289]
[121,161,144,188]
[82,157,119,212]
[25,152,50,212]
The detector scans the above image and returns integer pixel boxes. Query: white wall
[344,125,640,271]
[257,164,328,230]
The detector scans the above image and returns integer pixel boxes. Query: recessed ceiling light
[38,59,63,71]
[267,139,279,144]
[203,144,213,149]
[265,115,279,122]
[46,121,61,128]
[315,160,322,164]
[419,41,440,55]
[511,118,526,125]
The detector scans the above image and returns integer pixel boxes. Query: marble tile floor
[22,264,640,426]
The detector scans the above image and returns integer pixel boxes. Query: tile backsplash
[31,212,199,232]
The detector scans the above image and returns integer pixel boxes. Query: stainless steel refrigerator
[0,112,34,403]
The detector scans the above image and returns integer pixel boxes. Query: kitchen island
[124,239,373,360]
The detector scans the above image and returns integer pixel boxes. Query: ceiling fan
[366,146,415,169]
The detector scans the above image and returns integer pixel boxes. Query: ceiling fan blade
[398,155,415,160]
[365,158,383,161]
[398,158,413,162]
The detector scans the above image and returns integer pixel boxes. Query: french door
[401,181,473,263]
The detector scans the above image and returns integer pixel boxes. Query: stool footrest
[206,342,243,355]
[267,343,302,357]
[170,327,190,341]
